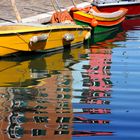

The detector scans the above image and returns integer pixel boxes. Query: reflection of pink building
[87,48,112,91]
[81,47,112,123]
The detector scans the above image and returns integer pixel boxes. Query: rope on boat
[15,33,29,45]
[10,0,22,23]
[0,18,15,23]
[71,0,77,7]
[54,0,62,11]
[51,0,58,12]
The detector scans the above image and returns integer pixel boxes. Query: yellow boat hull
[0,23,91,56]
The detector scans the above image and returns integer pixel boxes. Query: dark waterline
[0,18,140,140]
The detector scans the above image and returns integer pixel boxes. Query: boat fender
[30,34,48,45]
[85,31,91,40]
[90,19,98,27]
[63,33,74,42]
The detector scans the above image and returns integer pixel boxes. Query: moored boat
[70,6,127,37]
[92,0,140,17]
[0,0,91,57]
[0,23,91,57]
[89,6,127,21]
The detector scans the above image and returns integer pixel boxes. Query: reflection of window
[9,113,26,124]
[103,66,111,75]
[57,94,71,99]
[58,80,71,85]
[34,105,47,109]
[11,116,26,124]
[92,66,99,70]
[13,100,27,107]
[82,65,90,69]
[55,130,69,135]
[57,88,71,92]
[102,78,112,85]
[36,98,49,103]
[8,125,24,139]
[57,102,69,108]
[34,116,48,123]
[56,117,70,123]
[39,93,48,97]
[57,124,69,130]
[32,129,46,136]
[92,79,100,87]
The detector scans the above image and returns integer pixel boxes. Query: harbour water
[0,17,140,140]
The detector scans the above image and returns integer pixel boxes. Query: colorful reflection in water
[0,18,140,140]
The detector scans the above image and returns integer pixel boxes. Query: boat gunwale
[73,11,125,27]
[0,23,91,35]
[92,2,140,7]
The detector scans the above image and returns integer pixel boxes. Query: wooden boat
[92,0,140,17]
[0,23,91,57]
[0,0,91,57]
[88,6,127,21]
[70,6,127,36]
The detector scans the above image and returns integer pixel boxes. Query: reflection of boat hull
[0,23,91,57]
[92,2,140,17]
[0,45,86,87]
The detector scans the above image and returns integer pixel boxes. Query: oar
[10,0,22,22]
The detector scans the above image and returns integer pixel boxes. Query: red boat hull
[96,4,140,17]
[122,18,140,31]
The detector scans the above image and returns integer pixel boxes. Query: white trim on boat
[93,1,140,7]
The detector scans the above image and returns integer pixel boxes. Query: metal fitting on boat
[63,33,74,42]
[85,31,91,40]
[29,34,48,45]
[90,19,98,27]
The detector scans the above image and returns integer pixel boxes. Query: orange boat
[70,6,127,36]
